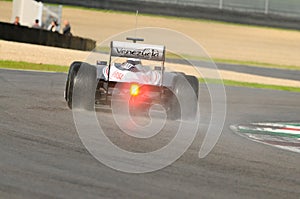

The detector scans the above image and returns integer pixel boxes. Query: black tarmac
[0,69,299,199]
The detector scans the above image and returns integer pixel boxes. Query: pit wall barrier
[0,22,96,51]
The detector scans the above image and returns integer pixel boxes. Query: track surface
[170,59,300,81]
[215,63,300,81]
[1,69,300,199]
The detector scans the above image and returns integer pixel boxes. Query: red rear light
[130,84,140,96]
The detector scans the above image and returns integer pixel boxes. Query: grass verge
[165,52,300,71]
[200,78,300,93]
[0,60,299,93]
[0,60,69,73]
[213,58,300,71]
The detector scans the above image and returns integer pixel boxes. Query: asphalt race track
[168,59,300,81]
[0,69,300,199]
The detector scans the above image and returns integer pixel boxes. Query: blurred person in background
[32,19,41,29]
[13,16,21,26]
[63,20,72,36]
[48,20,59,32]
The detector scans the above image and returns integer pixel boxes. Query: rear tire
[185,75,199,99]
[65,62,82,109]
[185,75,199,119]
[167,74,199,120]
[71,63,97,111]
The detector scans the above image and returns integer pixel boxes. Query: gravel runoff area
[1,1,300,67]
[0,1,300,87]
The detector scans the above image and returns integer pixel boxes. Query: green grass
[200,78,300,93]
[166,53,300,71]
[212,58,300,71]
[0,60,299,93]
[0,60,69,73]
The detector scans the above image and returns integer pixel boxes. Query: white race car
[65,39,199,120]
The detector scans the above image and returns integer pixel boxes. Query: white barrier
[12,0,43,27]
[11,0,62,29]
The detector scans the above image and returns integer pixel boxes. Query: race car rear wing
[110,41,166,61]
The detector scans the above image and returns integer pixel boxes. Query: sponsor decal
[115,48,160,59]
[111,70,124,80]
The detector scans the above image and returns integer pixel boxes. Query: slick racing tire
[167,74,199,120]
[72,62,97,111]
[65,62,82,109]
[185,75,199,100]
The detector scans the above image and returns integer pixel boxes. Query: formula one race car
[65,38,199,120]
